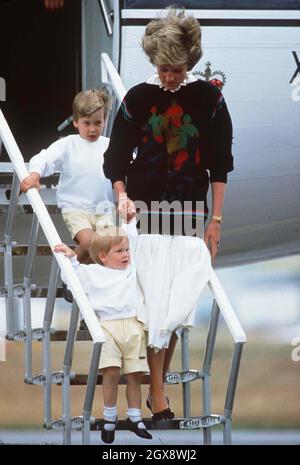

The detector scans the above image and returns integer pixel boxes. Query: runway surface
[0,429,299,445]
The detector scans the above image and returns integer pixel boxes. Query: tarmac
[0,428,299,445]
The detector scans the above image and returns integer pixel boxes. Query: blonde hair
[72,88,112,122]
[141,8,202,71]
[89,226,128,265]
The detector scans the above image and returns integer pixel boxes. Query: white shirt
[66,221,145,321]
[29,134,114,214]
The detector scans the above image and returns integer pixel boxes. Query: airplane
[0,0,300,266]
[0,1,299,446]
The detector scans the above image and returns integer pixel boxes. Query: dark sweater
[104,79,233,215]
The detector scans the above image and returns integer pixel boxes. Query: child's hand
[54,244,76,258]
[118,194,136,223]
[20,173,41,193]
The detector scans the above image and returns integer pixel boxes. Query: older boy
[20,89,114,264]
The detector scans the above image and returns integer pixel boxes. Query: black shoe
[62,282,73,303]
[79,319,88,331]
[101,420,117,444]
[152,408,175,422]
[125,418,152,440]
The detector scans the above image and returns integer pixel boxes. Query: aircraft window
[124,0,300,9]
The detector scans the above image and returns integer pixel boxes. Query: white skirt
[134,234,212,350]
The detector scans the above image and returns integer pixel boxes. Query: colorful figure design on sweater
[143,100,200,171]
[146,106,164,143]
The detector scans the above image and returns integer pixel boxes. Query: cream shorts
[62,211,113,239]
[99,318,149,375]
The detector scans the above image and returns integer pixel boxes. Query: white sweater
[66,221,145,321]
[29,135,114,214]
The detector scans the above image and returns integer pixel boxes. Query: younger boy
[54,210,152,444]
[20,89,114,264]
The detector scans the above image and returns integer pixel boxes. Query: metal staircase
[0,54,247,445]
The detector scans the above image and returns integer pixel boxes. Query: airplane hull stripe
[121,18,300,27]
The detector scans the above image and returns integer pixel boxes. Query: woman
[103,8,234,421]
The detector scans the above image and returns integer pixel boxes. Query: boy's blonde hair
[89,226,128,265]
[141,8,202,71]
[72,88,112,122]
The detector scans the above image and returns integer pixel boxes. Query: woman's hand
[118,193,136,223]
[204,221,221,263]
[20,173,41,193]
[54,244,75,258]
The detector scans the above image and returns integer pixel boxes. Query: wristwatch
[212,215,223,224]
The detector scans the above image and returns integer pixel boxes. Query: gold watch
[212,215,223,224]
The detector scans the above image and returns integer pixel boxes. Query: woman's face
[157,64,188,91]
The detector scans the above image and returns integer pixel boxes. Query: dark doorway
[0,0,81,161]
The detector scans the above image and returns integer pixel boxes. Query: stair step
[32,288,67,298]
[92,415,222,430]
[2,287,73,298]
[14,327,45,341]
[92,418,180,431]
[12,329,92,342]
[0,284,75,300]
[70,370,202,386]
[31,370,67,385]
[0,244,74,256]
[165,370,203,384]
[50,330,92,341]
[27,370,201,386]
[50,415,223,431]
[0,171,59,186]
[70,373,151,385]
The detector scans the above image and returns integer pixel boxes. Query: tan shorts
[99,318,149,375]
[62,211,113,239]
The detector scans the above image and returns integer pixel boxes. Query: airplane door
[0,0,81,161]
[81,0,115,90]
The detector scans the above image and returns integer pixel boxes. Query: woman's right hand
[20,173,41,193]
[118,193,136,223]
[204,221,221,263]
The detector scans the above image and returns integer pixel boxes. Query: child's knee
[126,371,143,385]
[103,367,120,384]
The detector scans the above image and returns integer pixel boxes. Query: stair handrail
[208,270,247,343]
[101,52,126,103]
[0,109,105,344]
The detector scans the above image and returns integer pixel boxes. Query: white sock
[127,408,146,429]
[103,405,117,431]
